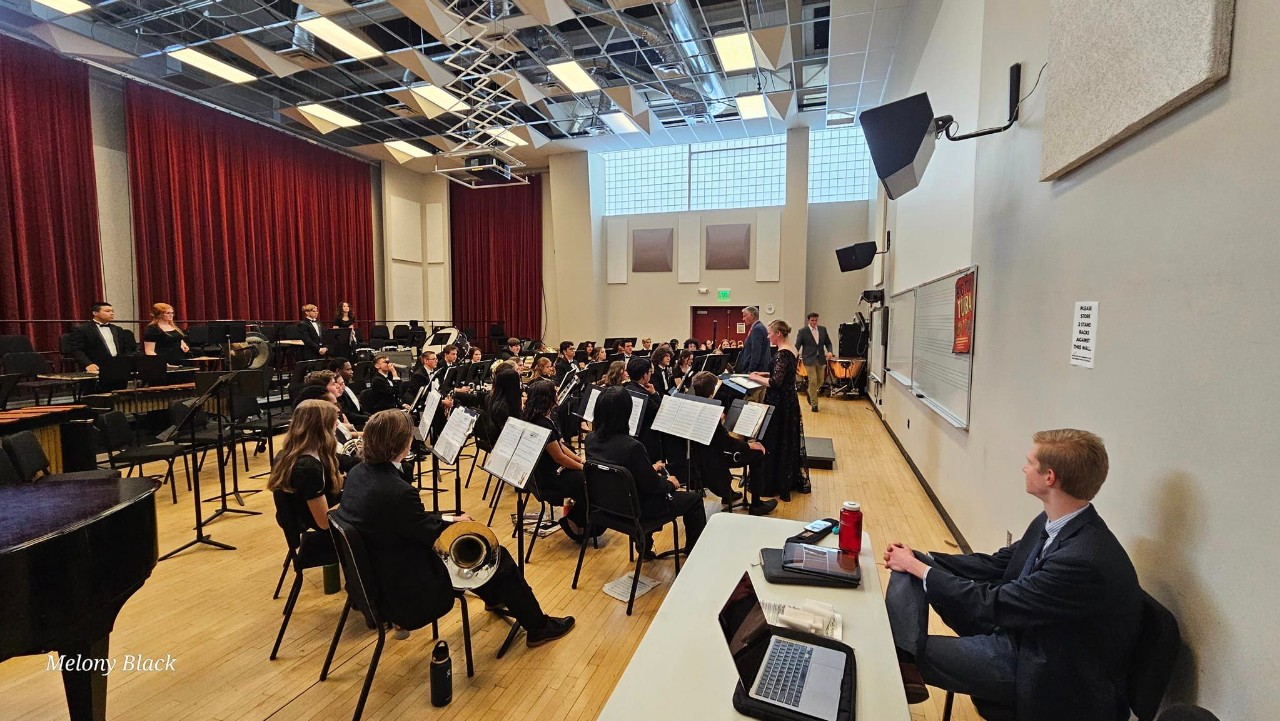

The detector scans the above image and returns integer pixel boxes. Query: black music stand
[650,391,723,496]
[693,353,729,376]
[196,371,262,518]
[723,399,775,513]
[158,372,239,560]
[408,387,448,508]
[96,355,138,393]
[425,405,478,517]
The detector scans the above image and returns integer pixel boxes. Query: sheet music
[482,418,551,490]
[651,394,722,445]
[627,394,646,437]
[417,389,442,441]
[556,375,579,407]
[728,374,762,390]
[582,386,602,422]
[433,407,476,464]
[731,401,767,438]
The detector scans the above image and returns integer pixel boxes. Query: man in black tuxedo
[329,358,370,429]
[360,354,406,414]
[68,301,137,373]
[295,304,327,361]
[623,357,663,461]
[883,429,1142,721]
[497,337,521,362]
[335,410,575,645]
[554,341,575,383]
[795,312,834,412]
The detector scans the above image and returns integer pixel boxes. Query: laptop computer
[718,572,849,721]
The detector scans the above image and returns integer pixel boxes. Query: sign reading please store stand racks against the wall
[1071,301,1097,368]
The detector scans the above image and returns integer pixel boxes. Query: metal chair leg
[273,549,294,600]
[943,691,954,721]
[627,549,643,616]
[458,594,474,677]
[270,571,303,660]
[320,599,352,681]
[572,532,589,589]
[525,501,546,564]
[350,629,386,721]
[672,522,681,575]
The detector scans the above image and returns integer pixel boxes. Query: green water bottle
[323,564,340,594]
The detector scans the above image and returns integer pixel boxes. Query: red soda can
[838,501,863,555]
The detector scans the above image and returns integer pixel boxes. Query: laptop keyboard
[756,640,813,707]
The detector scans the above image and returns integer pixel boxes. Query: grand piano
[0,476,159,721]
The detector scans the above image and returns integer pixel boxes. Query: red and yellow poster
[953,271,975,354]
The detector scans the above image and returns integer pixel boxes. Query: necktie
[1018,530,1050,579]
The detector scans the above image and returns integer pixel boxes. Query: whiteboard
[868,306,887,384]
[886,290,914,386]
[910,267,975,428]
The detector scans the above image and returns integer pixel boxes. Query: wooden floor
[0,396,977,721]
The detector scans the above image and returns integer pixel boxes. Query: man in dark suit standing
[736,306,771,375]
[795,312,834,412]
[295,304,327,361]
[882,429,1142,721]
[68,301,137,373]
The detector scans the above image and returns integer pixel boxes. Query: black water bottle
[430,640,452,707]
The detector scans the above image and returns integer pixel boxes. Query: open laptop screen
[717,572,774,689]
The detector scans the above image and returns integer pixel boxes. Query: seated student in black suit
[497,337,522,361]
[521,380,592,540]
[268,399,344,564]
[554,341,576,383]
[883,429,1142,720]
[648,347,674,397]
[686,371,763,506]
[328,358,369,429]
[585,387,706,555]
[334,409,576,645]
[623,357,663,461]
[403,350,438,404]
[360,354,406,414]
[295,304,328,361]
[68,301,138,373]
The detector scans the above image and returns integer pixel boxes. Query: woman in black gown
[747,319,809,506]
[142,303,189,366]
[332,301,356,345]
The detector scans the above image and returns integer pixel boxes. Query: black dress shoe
[526,616,576,647]
[748,498,778,516]
[899,661,930,704]
[721,489,743,504]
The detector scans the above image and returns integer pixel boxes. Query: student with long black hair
[522,380,592,540]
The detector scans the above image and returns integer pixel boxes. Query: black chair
[367,325,391,349]
[391,324,411,346]
[350,361,375,393]
[0,334,34,356]
[0,446,22,486]
[1157,705,1219,721]
[942,589,1181,721]
[1,430,120,483]
[229,388,286,470]
[320,513,473,721]
[3,351,74,404]
[97,411,187,504]
[269,493,338,660]
[571,461,682,615]
[0,372,20,410]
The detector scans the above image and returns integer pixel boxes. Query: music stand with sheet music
[650,391,725,494]
[573,384,604,423]
[480,418,552,657]
[715,374,766,410]
[723,399,774,513]
[624,389,651,439]
[694,353,729,376]
[582,360,611,386]
[422,400,478,515]
[158,372,240,560]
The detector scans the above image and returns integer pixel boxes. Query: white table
[598,513,910,721]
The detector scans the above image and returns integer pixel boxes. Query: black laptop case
[760,548,861,588]
[730,625,856,721]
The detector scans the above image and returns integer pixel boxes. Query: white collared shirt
[97,323,118,356]
[310,320,322,338]
[344,385,361,410]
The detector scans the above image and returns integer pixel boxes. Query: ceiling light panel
[547,60,600,94]
[169,47,256,84]
[386,140,430,158]
[487,128,528,147]
[736,94,769,119]
[32,0,91,14]
[297,103,360,127]
[601,112,641,134]
[712,32,758,73]
[297,17,381,60]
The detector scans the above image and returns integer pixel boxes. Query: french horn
[433,521,500,589]
[340,437,364,459]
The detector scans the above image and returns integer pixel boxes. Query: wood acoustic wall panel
[677,215,700,283]
[756,209,782,282]
[606,217,628,284]
[390,260,425,320]
[425,202,445,264]
[426,265,447,318]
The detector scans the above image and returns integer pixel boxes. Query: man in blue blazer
[736,306,771,375]
[883,429,1142,721]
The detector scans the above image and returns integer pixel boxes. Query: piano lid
[0,477,159,553]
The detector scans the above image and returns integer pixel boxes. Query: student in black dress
[142,303,190,366]
[747,320,809,503]
[452,362,521,447]
[585,387,705,554]
[332,301,357,343]
[334,409,575,645]
[522,380,592,539]
[671,349,695,392]
[267,399,344,564]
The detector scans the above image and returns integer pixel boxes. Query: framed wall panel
[632,228,674,272]
[755,210,781,282]
[387,195,423,263]
[425,202,445,264]
[677,215,701,283]
[705,223,751,270]
[606,217,628,283]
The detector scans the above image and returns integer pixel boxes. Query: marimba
[83,383,198,415]
[0,405,95,472]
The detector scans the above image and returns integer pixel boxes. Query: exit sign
[717,289,731,303]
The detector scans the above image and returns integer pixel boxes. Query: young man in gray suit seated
[882,429,1142,721]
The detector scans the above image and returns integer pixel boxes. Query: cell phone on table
[790,518,837,544]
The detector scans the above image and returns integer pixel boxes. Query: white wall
[543,152,605,345]
[882,0,1280,716]
[807,200,872,331]
[381,162,451,324]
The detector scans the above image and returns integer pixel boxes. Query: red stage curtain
[125,82,374,329]
[0,36,103,351]
[449,176,543,342]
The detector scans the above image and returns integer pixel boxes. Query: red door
[690,306,748,346]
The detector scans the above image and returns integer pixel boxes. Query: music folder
[725,399,773,441]
[482,418,551,490]
[574,385,603,422]
[431,405,477,465]
[413,388,441,442]
[625,389,649,437]
[650,392,723,446]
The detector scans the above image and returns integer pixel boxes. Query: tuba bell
[433,521,500,589]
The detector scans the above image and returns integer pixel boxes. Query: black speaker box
[835,242,877,272]
[859,92,937,199]
[839,319,869,358]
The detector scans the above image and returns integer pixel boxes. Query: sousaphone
[433,521,500,589]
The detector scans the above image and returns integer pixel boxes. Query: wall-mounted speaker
[835,242,878,272]
[859,92,937,200]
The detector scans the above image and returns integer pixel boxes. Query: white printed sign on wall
[1071,301,1097,368]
